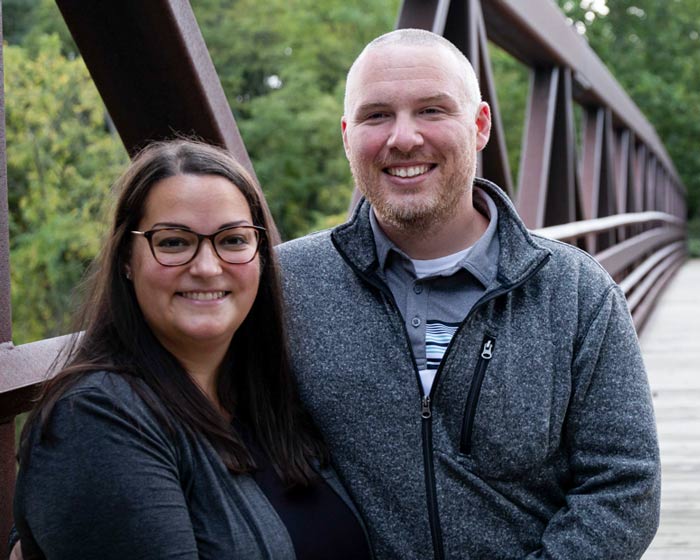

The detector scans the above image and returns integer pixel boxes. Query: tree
[1,0,42,44]
[489,44,530,191]
[5,35,127,344]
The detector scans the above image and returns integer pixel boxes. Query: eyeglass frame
[130,225,266,267]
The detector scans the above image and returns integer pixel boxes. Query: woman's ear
[124,264,132,281]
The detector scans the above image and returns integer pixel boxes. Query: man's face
[342,44,490,234]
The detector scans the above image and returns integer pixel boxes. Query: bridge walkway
[641,259,700,559]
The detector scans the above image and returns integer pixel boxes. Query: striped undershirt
[419,320,461,395]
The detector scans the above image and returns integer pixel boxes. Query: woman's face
[127,173,261,358]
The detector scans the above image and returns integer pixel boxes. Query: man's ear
[475,102,491,152]
[341,116,351,160]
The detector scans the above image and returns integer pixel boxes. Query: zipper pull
[421,396,432,419]
[481,338,494,360]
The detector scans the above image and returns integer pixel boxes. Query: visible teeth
[387,165,430,178]
[180,291,227,300]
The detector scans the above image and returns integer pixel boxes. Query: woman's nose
[189,239,223,276]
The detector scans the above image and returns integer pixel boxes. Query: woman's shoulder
[64,369,144,398]
[51,370,170,432]
[18,370,183,476]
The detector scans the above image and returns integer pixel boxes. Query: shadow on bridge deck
[640,259,700,559]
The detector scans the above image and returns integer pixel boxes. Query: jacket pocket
[448,330,561,482]
[459,334,496,455]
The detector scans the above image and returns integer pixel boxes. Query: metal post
[0,0,18,545]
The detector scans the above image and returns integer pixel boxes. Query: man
[278,29,660,559]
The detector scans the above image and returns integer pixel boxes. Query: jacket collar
[330,178,551,290]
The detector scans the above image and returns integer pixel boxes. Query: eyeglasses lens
[151,227,258,265]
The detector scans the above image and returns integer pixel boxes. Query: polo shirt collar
[369,187,500,288]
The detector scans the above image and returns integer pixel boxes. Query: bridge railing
[534,213,686,329]
[0,0,688,544]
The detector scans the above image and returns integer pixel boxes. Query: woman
[13,139,373,559]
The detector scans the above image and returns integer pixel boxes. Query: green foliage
[687,216,700,258]
[5,35,127,344]
[489,43,530,191]
[2,0,76,55]
[1,0,42,44]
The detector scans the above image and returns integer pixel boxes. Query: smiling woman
[11,140,373,560]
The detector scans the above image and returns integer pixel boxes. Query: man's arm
[527,285,661,559]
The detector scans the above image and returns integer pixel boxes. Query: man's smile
[384,164,435,178]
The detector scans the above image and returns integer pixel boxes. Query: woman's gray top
[14,371,371,559]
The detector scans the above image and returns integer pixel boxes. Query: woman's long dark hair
[20,139,327,485]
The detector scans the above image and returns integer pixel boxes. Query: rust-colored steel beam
[0,335,73,417]
[470,2,513,196]
[518,67,557,226]
[396,0,452,33]
[0,422,15,547]
[0,1,17,544]
[0,5,11,345]
[55,0,247,163]
[518,67,579,228]
[613,129,634,241]
[54,0,280,244]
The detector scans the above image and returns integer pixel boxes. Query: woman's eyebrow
[149,220,252,230]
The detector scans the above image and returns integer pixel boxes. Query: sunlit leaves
[5,35,127,343]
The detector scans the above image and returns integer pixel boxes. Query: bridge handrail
[626,248,686,312]
[532,211,685,242]
[618,241,686,297]
[0,335,72,419]
[534,213,687,329]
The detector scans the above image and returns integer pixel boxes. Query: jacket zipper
[419,395,445,560]
[330,234,550,560]
[459,335,496,455]
[359,277,447,560]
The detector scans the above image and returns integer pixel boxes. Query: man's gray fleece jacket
[277,178,661,560]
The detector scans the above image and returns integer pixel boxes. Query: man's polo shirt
[369,187,500,395]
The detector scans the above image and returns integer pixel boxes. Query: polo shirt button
[411,317,421,328]
[413,283,423,294]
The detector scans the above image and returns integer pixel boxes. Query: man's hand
[9,542,22,560]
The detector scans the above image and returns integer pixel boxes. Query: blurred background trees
[3,8,127,344]
[3,0,698,344]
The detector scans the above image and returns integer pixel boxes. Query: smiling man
[278,28,660,560]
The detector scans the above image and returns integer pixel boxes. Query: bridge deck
[640,259,700,559]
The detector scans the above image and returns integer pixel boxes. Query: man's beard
[350,151,476,235]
